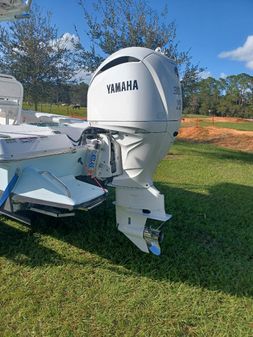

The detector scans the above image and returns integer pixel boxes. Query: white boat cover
[0,124,75,161]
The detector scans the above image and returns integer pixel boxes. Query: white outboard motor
[88,47,182,255]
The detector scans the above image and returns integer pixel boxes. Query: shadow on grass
[0,219,64,266]
[177,139,253,164]
[1,180,253,297]
[192,147,253,164]
[74,182,253,297]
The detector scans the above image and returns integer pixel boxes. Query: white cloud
[12,33,79,55]
[219,35,253,70]
[199,70,212,79]
[220,72,227,79]
[12,47,26,56]
[50,33,79,51]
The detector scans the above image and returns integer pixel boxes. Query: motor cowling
[87,47,182,255]
[88,47,181,133]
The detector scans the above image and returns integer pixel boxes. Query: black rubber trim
[98,56,140,73]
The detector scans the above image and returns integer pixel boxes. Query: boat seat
[0,74,23,125]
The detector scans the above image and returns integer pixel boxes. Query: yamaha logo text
[107,80,138,94]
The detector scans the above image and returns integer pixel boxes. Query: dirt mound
[181,117,197,123]
[178,126,253,153]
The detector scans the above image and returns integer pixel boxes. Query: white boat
[0,3,182,255]
[0,0,32,21]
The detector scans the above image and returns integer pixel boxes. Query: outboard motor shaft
[88,47,182,255]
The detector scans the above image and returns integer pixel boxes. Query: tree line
[0,0,252,118]
[184,74,253,118]
[42,82,88,107]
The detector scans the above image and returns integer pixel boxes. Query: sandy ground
[178,125,253,153]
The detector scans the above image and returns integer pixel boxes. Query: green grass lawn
[182,114,210,119]
[1,141,253,337]
[200,120,253,132]
[22,103,87,119]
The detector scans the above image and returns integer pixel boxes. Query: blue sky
[34,0,253,79]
